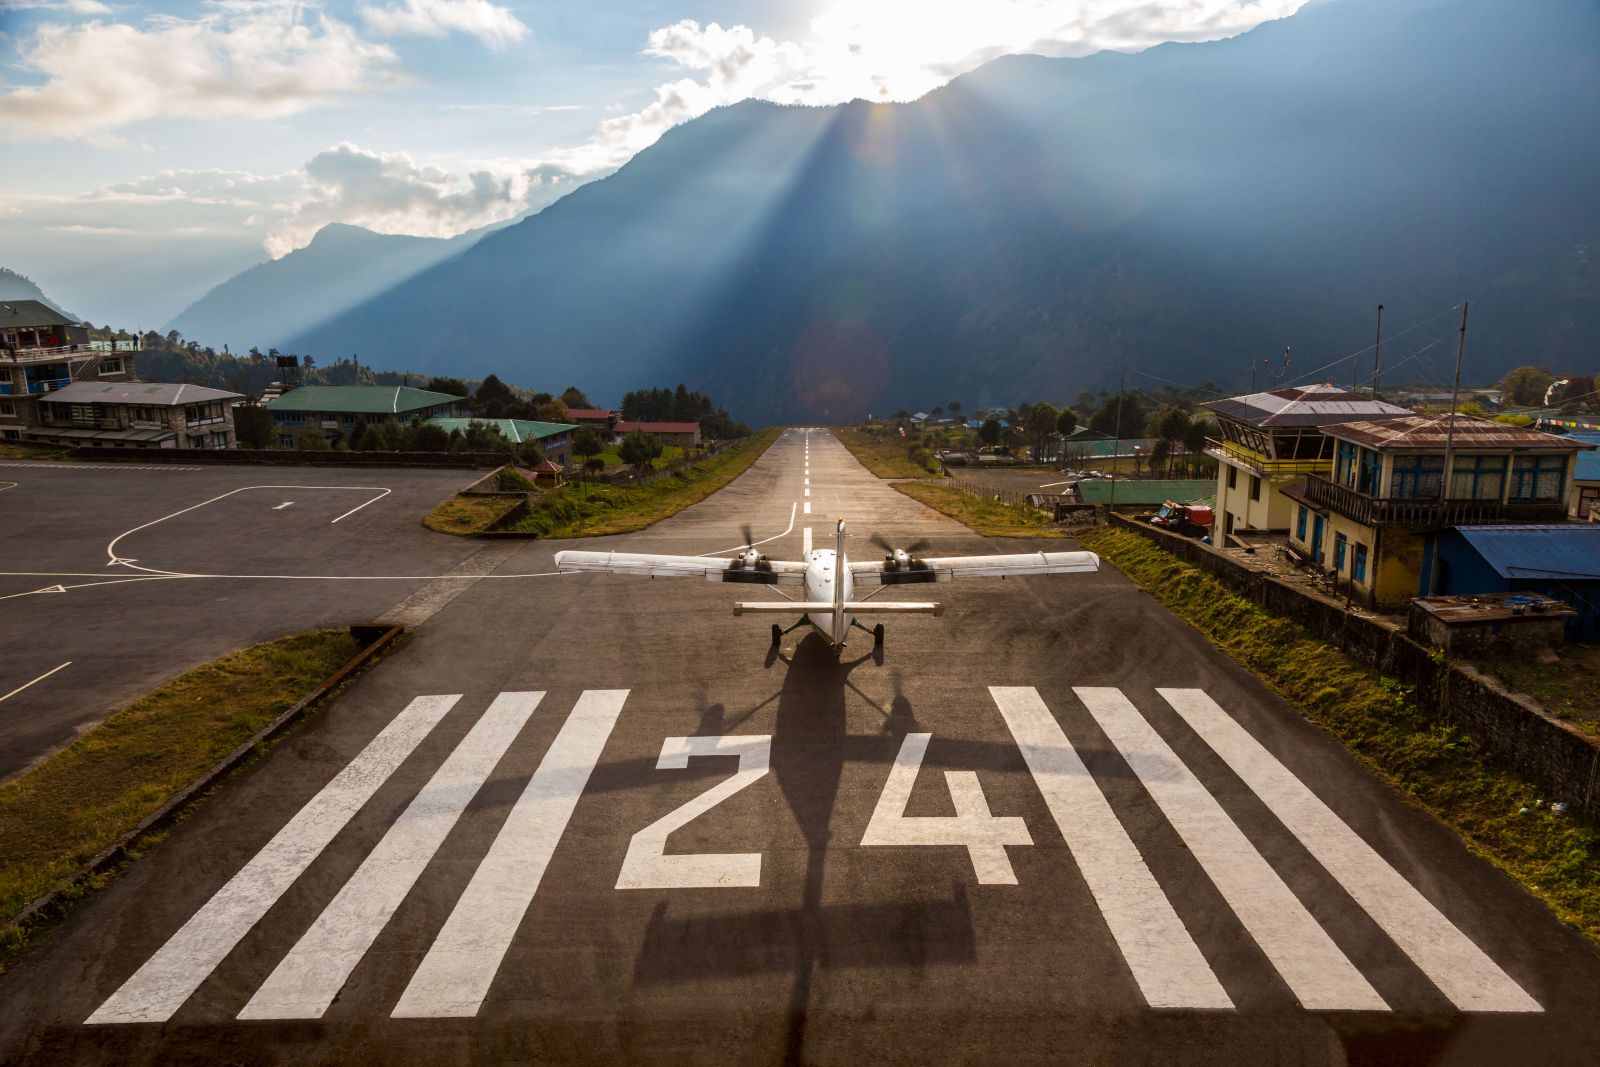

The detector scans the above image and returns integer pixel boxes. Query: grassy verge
[508,428,782,537]
[1076,526,1600,946]
[893,481,1068,538]
[0,630,359,954]
[0,442,67,461]
[423,493,524,536]
[834,426,942,478]
[1480,649,1600,741]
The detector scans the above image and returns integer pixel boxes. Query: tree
[947,400,962,417]
[516,438,545,467]
[425,376,470,399]
[572,426,607,466]
[1055,407,1078,438]
[475,374,517,417]
[1182,419,1214,477]
[293,426,330,451]
[618,429,663,470]
[978,417,1002,447]
[410,421,451,452]
[1499,366,1555,407]
[535,399,570,423]
[1023,401,1059,459]
[583,456,606,474]
[457,419,512,454]
[1554,375,1597,410]
[1089,392,1146,438]
[349,423,383,451]
[234,404,273,448]
[559,386,590,409]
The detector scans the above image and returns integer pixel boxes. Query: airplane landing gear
[873,623,885,648]
[771,623,782,646]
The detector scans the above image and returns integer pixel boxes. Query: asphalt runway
[2,431,1598,1065]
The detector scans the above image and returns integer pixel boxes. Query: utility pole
[1426,302,1469,596]
[1109,365,1127,512]
[1371,304,1384,397]
[1250,359,1257,393]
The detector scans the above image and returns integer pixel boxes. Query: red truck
[1144,500,1215,536]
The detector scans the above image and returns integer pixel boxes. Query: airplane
[553,518,1098,653]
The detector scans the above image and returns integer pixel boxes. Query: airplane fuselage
[802,548,854,648]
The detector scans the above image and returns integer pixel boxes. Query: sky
[0,0,1308,326]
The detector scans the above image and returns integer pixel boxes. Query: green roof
[426,417,577,443]
[1075,479,1214,506]
[264,385,462,415]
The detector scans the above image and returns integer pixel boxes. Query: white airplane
[553,519,1098,652]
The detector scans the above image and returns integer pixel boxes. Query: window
[1227,465,1237,490]
[1335,441,1358,487]
[1249,475,1261,501]
[2,429,18,441]
[1296,505,1307,540]
[0,399,12,417]
[1333,532,1347,572]
[1451,454,1506,500]
[1510,455,1567,501]
[98,358,123,375]
[1580,486,1600,519]
[1358,448,1381,495]
[1391,454,1445,499]
[1352,543,1368,583]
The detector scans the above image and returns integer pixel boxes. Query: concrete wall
[1108,513,1600,821]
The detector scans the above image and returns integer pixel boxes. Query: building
[425,417,577,466]
[1421,526,1600,641]
[612,420,701,447]
[1284,415,1594,607]
[1565,431,1600,520]
[264,385,462,446]
[565,408,617,431]
[1,300,134,442]
[20,380,241,449]
[1204,384,1413,536]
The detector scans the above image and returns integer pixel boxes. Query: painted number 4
[861,733,1031,884]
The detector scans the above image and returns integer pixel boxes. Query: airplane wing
[849,550,1099,586]
[553,550,808,585]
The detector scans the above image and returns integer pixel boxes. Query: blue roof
[1453,525,1600,580]
[1570,432,1600,483]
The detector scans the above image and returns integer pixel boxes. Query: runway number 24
[614,733,1030,889]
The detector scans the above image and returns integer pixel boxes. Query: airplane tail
[833,518,847,642]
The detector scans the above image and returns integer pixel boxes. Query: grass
[1481,647,1600,740]
[0,442,66,461]
[0,630,359,952]
[423,493,524,536]
[1076,526,1600,946]
[834,426,943,478]
[507,428,782,538]
[893,481,1068,538]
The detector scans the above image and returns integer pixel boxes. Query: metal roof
[1569,432,1600,483]
[264,385,462,415]
[44,380,241,405]
[425,417,576,443]
[1452,525,1600,580]
[1321,414,1594,451]
[0,300,80,330]
[1204,384,1414,428]
[614,421,700,433]
[1075,479,1214,506]
[564,408,615,419]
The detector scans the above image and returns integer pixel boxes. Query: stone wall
[1107,512,1600,820]
[66,446,510,468]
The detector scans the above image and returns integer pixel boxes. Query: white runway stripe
[392,689,629,1018]
[1158,688,1541,1013]
[803,501,811,514]
[87,694,461,1025]
[238,692,544,1020]
[1075,688,1386,1011]
[991,687,1232,1010]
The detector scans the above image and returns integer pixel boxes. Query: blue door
[1311,514,1325,563]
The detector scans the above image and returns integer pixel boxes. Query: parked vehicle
[1143,500,1215,536]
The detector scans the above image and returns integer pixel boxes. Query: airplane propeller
[869,532,930,562]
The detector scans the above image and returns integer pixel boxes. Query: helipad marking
[87,694,462,1025]
[393,689,628,1018]
[991,686,1232,1010]
[1076,687,1385,1011]
[240,692,544,1020]
[272,502,294,510]
[1158,687,1541,1013]
[0,660,71,704]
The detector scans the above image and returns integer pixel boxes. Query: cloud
[0,1,402,140]
[0,0,113,13]
[358,0,527,50]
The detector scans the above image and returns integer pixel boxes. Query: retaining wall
[66,446,510,468]
[1107,512,1600,820]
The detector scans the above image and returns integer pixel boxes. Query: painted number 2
[616,734,772,889]
[861,733,1031,884]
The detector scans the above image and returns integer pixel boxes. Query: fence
[1107,512,1600,820]
[944,472,1038,507]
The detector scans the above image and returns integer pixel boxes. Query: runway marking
[87,694,461,1025]
[803,501,812,515]
[1158,687,1542,1013]
[991,686,1232,1010]
[616,733,771,889]
[696,502,797,557]
[240,692,544,1020]
[0,480,16,492]
[802,527,812,555]
[0,661,71,704]
[860,732,1031,884]
[393,689,628,1018]
[272,502,294,510]
[1075,687,1386,1011]
[804,488,810,497]
[0,462,201,471]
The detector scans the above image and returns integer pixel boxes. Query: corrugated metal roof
[1204,384,1414,427]
[425,417,576,443]
[1075,479,1214,506]
[0,300,80,330]
[1323,414,1595,451]
[45,380,241,405]
[264,385,462,415]
[1454,525,1600,580]
[1569,432,1600,482]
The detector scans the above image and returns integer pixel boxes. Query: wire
[1285,304,1465,389]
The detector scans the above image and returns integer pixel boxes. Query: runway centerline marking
[991,686,1232,1010]
[802,527,812,555]
[803,501,812,515]
[240,692,545,1020]
[1075,687,1385,1011]
[393,689,629,1019]
[1158,687,1541,1013]
[88,694,462,1025]
[0,661,72,704]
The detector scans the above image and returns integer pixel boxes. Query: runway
[2,429,1596,1065]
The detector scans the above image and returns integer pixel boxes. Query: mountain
[0,268,76,320]
[165,221,499,354]
[287,0,1600,421]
